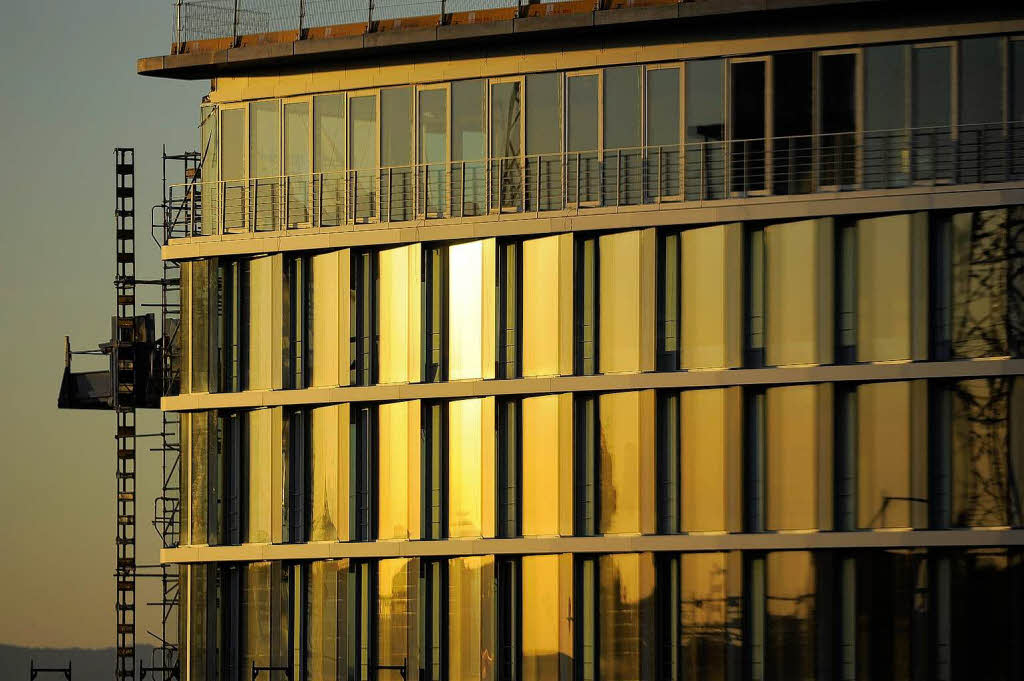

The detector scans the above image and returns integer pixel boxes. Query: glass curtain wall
[350,94,378,221]
[250,101,281,230]
[525,73,561,211]
[418,87,447,217]
[451,79,486,217]
[603,66,643,205]
[313,94,346,226]
[490,80,523,213]
[283,100,310,226]
[381,87,413,222]
[685,59,725,200]
[647,67,680,201]
[567,73,600,204]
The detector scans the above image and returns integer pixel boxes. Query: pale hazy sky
[0,0,204,648]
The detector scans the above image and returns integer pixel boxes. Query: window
[200,104,219,236]
[745,387,766,532]
[685,59,726,200]
[451,79,486,217]
[418,87,448,217]
[350,94,378,220]
[765,385,831,531]
[496,240,523,380]
[730,59,769,194]
[306,561,342,679]
[819,52,858,188]
[960,37,1005,183]
[574,235,599,375]
[242,562,271,680]
[525,72,562,211]
[422,244,448,383]
[835,218,857,363]
[496,397,521,538]
[604,65,643,204]
[381,87,413,222]
[491,79,523,212]
[284,408,311,543]
[656,554,680,681]
[214,411,247,546]
[313,93,346,226]
[744,225,766,368]
[646,66,681,200]
[912,44,953,181]
[864,44,908,188]
[574,395,599,536]
[421,400,448,541]
[350,249,378,387]
[574,556,598,681]
[283,100,311,226]
[213,258,249,393]
[284,254,312,390]
[221,107,246,232]
[448,399,487,538]
[250,100,281,230]
[217,564,243,679]
[345,560,377,681]
[496,556,522,681]
[567,73,600,204]
[772,51,813,194]
[834,383,858,531]
[419,558,448,681]
[763,552,818,681]
[350,405,378,541]
[680,552,742,680]
[377,558,412,681]
[657,231,682,371]
[284,563,308,681]
[657,392,680,534]
[1013,39,1024,178]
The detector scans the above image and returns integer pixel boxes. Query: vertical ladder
[114,148,136,681]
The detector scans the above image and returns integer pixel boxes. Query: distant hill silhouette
[0,644,155,680]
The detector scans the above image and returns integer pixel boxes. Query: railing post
[298,0,305,36]
[174,0,183,49]
[232,0,239,45]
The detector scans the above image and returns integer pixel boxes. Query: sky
[0,0,205,648]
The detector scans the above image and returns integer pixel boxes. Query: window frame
[727,54,774,197]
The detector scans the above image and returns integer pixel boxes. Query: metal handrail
[169,122,1024,236]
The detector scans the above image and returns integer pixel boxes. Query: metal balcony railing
[171,123,1024,237]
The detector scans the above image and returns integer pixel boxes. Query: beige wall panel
[448,397,496,538]
[681,223,743,369]
[181,261,192,394]
[680,387,742,533]
[522,393,573,537]
[766,218,834,367]
[599,230,645,374]
[523,235,574,377]
[448,556,496,681]
[311,404,341,541]
[857,213,929,362]
[248,408,274,543]
[522,554,573,681]
[597,390,655,535]
[378,400,417,541]
[449,239,496,381]
[766,384,833,531]
[379,244,422,385]
[311,250,343,388]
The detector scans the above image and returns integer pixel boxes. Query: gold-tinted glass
[599,231,641,374]
[766,219,833,366]
[766,385,831,531]
[857,381,926,529]
[522,235,562,377]
[857,214,926,361]
[188,565,207,681]
[951,377,1024,527]
[598,391,641,534]
[522,394,570,536]
[522,554,566,681]
[449,398,483,538]
[311,252,341,387]
[680,552,743,680]
[378,558,412,680]
[311,406,340,541]
[190,412,210,544]
[378,245,419,385]
[248,255,275,389]
[448,240,488,380]
[307,561,341,681]
[449,556,496,681]
[247,408,273,543]
[190,259,210,393]
[765,552,815,681]
[681,223,742,369]
[244,562,272,675]
[378,401,413,540]
[681,388,741,532]
[598,553,654,681]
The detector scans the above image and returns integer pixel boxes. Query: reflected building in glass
[145,0,1024,679]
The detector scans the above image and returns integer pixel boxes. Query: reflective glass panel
[765,552,815,681]
[449,556,496,681]
[604,66,642,149]
[378,558,412,680]
[449,398,484,538]
[766,385,829,531]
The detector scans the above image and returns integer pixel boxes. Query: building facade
[146,1,1024,679]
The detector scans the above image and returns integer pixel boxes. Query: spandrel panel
[766,385,827,531]
[681,224,742,369]
[449,398,484,538]
[599,231,641,374]
[765,552,816,681]
[950,378,1024,527]
[448,240,484,381]
[598,553,653,681]
[379,246,413,385]
[766,219,832,366]
[522,394,564,536]
[857,382,923,529]
[247,408,273,543]
[680,552,743,680]
[378,402,411,540]
[311,406,340,542]
[522,555,563,681]
[307,561,341,681]
[449,556,496,681]
[378,558,412,680]
[598,391,641,535]
[244,562,272,675]
[857,214,918,362]
[681,388,740,532]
